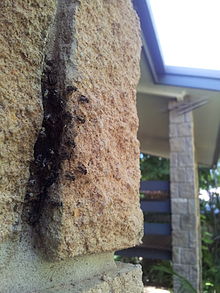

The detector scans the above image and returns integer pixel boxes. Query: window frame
[133,0,220,91]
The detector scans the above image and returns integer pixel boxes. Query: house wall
[169,100,202,292]
[0,1,144,292]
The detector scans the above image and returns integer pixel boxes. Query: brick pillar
[169,101,201,292]
[0,1,144,292]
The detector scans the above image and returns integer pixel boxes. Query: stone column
[0,1,144,292]
[169,100,201,292]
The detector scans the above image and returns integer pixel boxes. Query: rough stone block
[189,265,201,291]
[170,182,179,197]
[0,0,57,242]
[180,214,196,230]
[172,214,180,231]
[178,153,194,167]
[178,182,195,198]
[188,199,196,214]
[21,0,143,259]
[0,1,144,292]
[43,263,144,293]
[181,248,196,265]
[170,137,186,152]
[185,167,196,183]
[189,230,199,248]
[173,264,192,292]
[169,100,201,293]
[185,136,194,150]
[172,199,188,215]
[169,124,178,138]
[172,247,181,264]
[170,152,178,167]
[172,230,189,247]
[170,168,187,183]
[184,111,193,122]
[0,237,144,293]
[177,122,193,137]
[173,264,190,280]
[169,110,184,123]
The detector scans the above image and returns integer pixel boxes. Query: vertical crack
[23,62,66,225]
[22,0,79,226]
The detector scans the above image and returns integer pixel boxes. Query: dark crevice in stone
[22,0,80,227]
[23,58,72,225]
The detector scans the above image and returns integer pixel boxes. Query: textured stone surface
[22,0,143,259]
[0,234,116,293]
[0,0,56,241]
[169,101,201,292]
[0,234,143,293]
[43,262,144,293]
[0,1,144,292]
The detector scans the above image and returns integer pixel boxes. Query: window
[134,0,220,91]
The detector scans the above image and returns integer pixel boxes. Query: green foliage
[140,154,170,181]
[143,260,172,288]
[199,162,220,292]
[139,153,171,288]
[200,192,220,292]
[199,164,220,190]
[151,264,196,293]
[118,154,220,291]
[114,255,140,265]
[115,256,173,288]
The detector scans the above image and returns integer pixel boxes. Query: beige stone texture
[0,234,143,293]
[34,0,143,259]
[43,262,144,293]
[0,0,144,291]
[0,0,56,241]
[0,236,116,293]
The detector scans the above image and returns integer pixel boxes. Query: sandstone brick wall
[1,2,144,291]
[1,0,143,261]
[0,0,57,242]
[43,263,144,293]
[36,0,143,259]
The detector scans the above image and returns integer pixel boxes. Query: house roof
[134,0,220,168]
[137,52,220,167]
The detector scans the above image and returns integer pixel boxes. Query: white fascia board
[137,86,187,101]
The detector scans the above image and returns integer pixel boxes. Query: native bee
[65,172,75,181]
[76,115,86,124]
[79,95,89,103]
